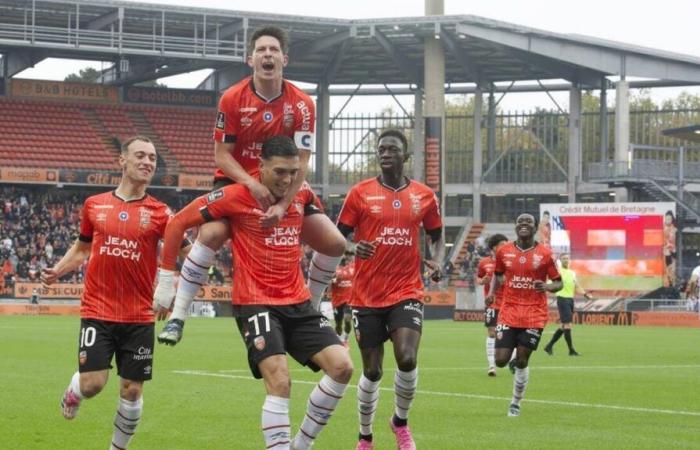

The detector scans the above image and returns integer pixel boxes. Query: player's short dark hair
[487,233,508,250]
[261,135,298,159]
[378,129,409,153]
[249,26,290,54]
[121,135,153,155]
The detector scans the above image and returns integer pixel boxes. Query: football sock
[307,253,342,309]
[69,371,84,399]
[512,367,529,406]
[340,331,348,341]
[111,396,142,450]
[486,336,496,367]
[293,375,348,449]
[548,328,564,347]
[564,329,574,351]
[357,374,381,437]
[262,395,291,449]
[394,368,418,424]
[170,241,216,321]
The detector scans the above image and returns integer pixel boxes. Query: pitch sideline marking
[214,363,700,373]
[172,369,700,417]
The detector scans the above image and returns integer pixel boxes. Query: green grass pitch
[1,315,698,449]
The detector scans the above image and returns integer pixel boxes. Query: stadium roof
[2,0,700,88]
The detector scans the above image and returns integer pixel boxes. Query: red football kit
[212,76,315,179]
[494,242,561,328]
[478,256,504,309]
[161,181,322,306]
[330,261,355,308]
[79,192,171,324]
[337,177,443,308]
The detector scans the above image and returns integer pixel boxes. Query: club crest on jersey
[519,256,527,264]
[409,193,422,215]
[392,200,402,209]
[263,111,273,122]
[215,112,225,130]
[254,335,266,351]
[138,207,152,226]
[207,190,224,203]
[79,351,87,365]
[119,211,129,221]
[532,254,543,268]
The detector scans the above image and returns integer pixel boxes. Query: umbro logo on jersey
[118,211,129,221]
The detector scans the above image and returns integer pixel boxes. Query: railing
[585,160,681,181]
[623,298,690,312]
[0,23,245,60]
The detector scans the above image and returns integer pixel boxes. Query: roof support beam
[320,39,350,84]
[457,22,700,84]
[290,29,351,58]
[372,26,421,84]
[84,9,119,31]
[439,29,483,85]
[3,50,45,77]
[502,47,604,88]
[207,18,246,40]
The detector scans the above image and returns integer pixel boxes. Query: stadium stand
[0,98,215,174]
[0,98,117,170]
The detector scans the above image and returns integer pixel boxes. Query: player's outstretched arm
[153,201,207,315]
[40,239,91,286]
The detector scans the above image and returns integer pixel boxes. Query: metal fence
[327,108,700,184]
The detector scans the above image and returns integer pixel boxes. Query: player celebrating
[476,233,508,376]
[488,213,562,417]
[155,26,345,344]
[330,257,355,345]
[157,136,353,450]
[337,129,444,450]
[42,136,187,450]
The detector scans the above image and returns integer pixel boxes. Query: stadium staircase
[447,222,484,286]
[125,110,180,174]
[143,108,216,174]
[80,108,121,154]
[639,180,700,226]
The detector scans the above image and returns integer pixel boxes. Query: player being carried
[337,129,444,450]
[476,233,508,376]
[157,135,353,450]
[155,26,346,344]
[42,136,189,450]
[487,213,562,417]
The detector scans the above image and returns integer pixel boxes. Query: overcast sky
[16,0,700,113]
